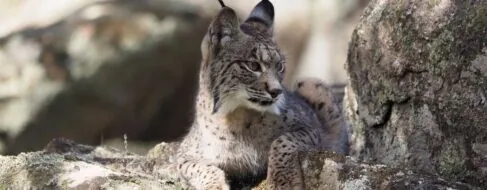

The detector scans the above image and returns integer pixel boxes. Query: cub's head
[201,0,286,115]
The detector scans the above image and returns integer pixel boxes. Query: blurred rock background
[0,0,369,155]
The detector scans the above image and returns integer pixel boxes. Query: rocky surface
[0,138,186,189]
[297,151,479,190]
[345,0,487,188]
[1,138,480,190]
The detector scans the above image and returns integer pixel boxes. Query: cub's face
[201,1,286,115]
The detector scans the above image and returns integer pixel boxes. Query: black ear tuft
[244,0,274,30]
[218,0,226,8]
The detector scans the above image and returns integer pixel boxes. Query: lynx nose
[268,88,282,98]
[262,73,282,99]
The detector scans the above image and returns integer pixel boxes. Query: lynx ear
[201,7,240,61]
[242,0,275,35]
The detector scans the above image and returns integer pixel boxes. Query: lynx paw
[266,168,305,190]
[266,134,308,190]
[194,169,230,190]
[177,158,230,190]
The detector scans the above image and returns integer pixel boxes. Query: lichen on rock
[0,138,186,189]
[346,0,487,187]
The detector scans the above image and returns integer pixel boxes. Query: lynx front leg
[177,158,230,190]
[266,128,323,190]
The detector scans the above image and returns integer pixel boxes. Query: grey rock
[251,151,478,190]
[345,0,487,187]
[0,138,187,189]
[2,139,478,190]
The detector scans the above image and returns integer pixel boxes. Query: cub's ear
[201,7,240,62]
[242,0,274,35]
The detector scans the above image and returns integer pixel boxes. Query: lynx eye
[277,62,285,73]
[244,61,262,72]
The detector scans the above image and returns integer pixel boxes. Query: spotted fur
[174,1,349,189]
[293,78,351,155]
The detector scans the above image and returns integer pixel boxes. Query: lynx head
[201,0,285,115]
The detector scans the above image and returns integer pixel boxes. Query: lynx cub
[175,0,349,189]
